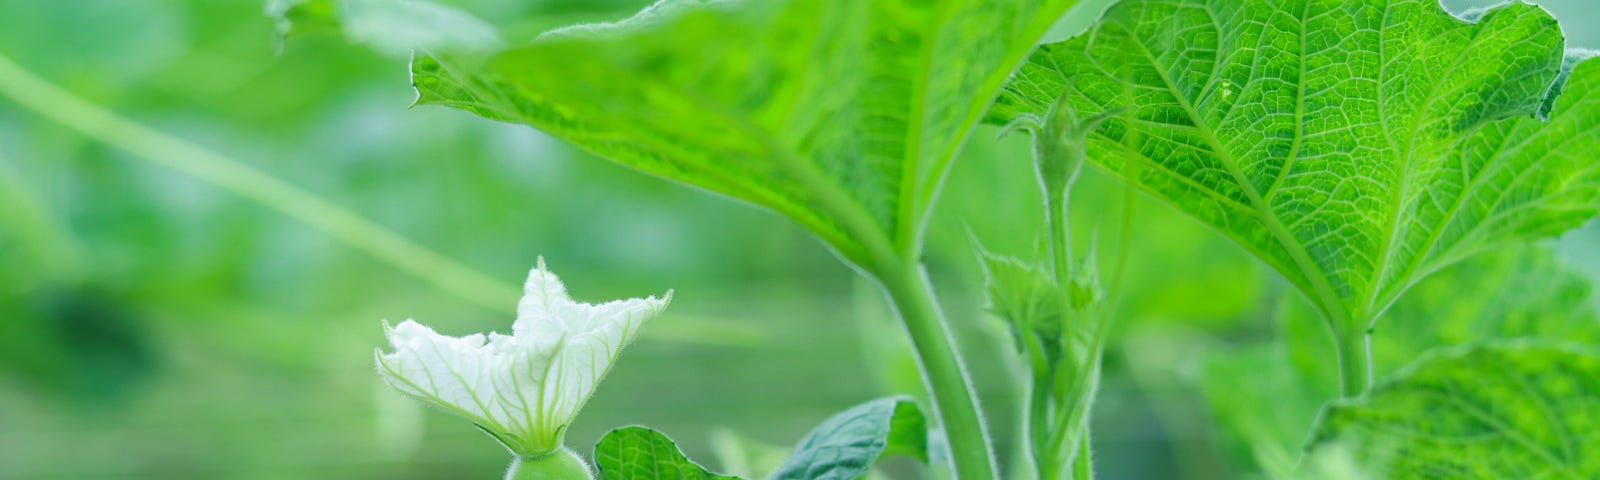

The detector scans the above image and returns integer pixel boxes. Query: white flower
[376,258,671,455]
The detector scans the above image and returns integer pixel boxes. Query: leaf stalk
[1335,323,1374,396]
[876,262,998,480]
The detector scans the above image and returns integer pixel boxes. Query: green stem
[878,263,996,480]
[1041,347,1100,480]
[1043,135,1086,480]
[0,52,763,348]
[1025,336,1054,480]
[1071,434,1093,480]
[1046,190,1073,282]
[0,159,87,279]
[1039,132,1081,282]
[0,52,518,310]
[1335,323,1374,396]
[505,448,594,480]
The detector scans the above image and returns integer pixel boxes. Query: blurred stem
[878,263,996,480]
[1072,439,1092,479]
[1042,143,1079,282]
[0,52,518,310]
[1025,335,1053,479]
[1041,351,1100,480]
[1335,324,1373,396]
[0,158,87,280]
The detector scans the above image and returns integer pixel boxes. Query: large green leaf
[768,397,928,480]
[1309,343,1600,479]
[595,426,741,480]
[1203,245,1598,478]
[990,0,1600,333]
[410,0,1085,270]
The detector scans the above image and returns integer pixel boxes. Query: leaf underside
[411,0,1084,269]
[992,0,1600,331]
[768,397,928,480]
[1310,343,1600,479]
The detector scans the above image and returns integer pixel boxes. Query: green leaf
[268,0,342,38]
[768,397,928,480]
[1309,342,1600,479]
[1203,245,1599,477]
[991,0,1600,334]
[267,0,502,57]
[1374,246,1599,375]
[595,426,741,480]
[975,247,1066,348]
[409,0,1086,271]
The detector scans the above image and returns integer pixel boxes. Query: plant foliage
[768,397,928,480]
[1203,246,1600,477]
[595,427,739,480]
[409,0,1086,270]
[1310,342,1600,479]
[991,0,1600,346]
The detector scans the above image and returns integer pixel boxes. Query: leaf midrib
[894,0,950,260]
[1258,0,1313,202]
[1376,67,1596,313]
[491,51,902,266]
[911,0,1084,256]
[1366,3,1502,326]
[425,55,842,256]
[623,71,901,264]
[1106,14,1354,325]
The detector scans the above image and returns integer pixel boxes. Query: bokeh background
[1,1,1596,479]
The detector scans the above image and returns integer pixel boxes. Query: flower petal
[375,260,670,455]
[376,320,516,429]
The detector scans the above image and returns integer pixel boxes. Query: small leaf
[595,426,741,480]
[975,247,1065,347]
[768,397,928,480]
[1309,343,1600,478]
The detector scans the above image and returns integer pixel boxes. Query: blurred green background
[1,1,1596,479]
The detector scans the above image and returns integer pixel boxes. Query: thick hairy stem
[1042,349,1101,480]
[1025,336,1055,480]
[879,264,997,480]
[505,448,594,480]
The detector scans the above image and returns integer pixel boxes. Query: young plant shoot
[982,80,1122,480]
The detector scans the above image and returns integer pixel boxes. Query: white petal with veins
[376,258,670,455]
